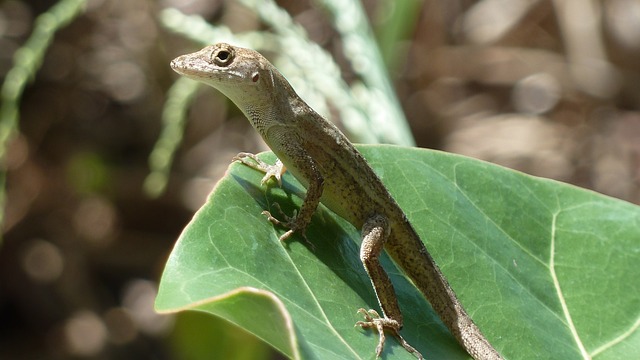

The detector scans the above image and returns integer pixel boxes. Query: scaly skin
[171,43,503,360]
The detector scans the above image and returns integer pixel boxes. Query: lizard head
[170,43,277,103]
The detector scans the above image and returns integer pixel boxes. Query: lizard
[170,43,503,360]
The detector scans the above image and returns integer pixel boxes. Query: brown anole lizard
[171,43,503,360]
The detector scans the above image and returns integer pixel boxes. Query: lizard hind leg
[357,214,424,359]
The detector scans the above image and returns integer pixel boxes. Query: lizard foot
[262,204,314,249]
[233,152,286,186]
[355,308,424,360]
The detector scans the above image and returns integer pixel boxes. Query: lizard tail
[386,224,504,360]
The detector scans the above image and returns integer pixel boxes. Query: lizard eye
[212,48,234,67]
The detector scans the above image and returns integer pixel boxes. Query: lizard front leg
[263,164,323,243]
[356,214,424,360]
[234,149,324,242]
[233,152,286,186]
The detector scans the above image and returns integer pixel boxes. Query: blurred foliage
[374,0,423,70]
[66,151,112,194]
[1,0,639,359]
[0,0,87,240]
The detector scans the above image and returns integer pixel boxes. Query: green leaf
[170,311,276,360]
[155,145,640,360]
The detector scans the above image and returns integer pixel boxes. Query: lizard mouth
[170,56,242,82]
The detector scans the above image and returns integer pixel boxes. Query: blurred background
[1,0,638,359]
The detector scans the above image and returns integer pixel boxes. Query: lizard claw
[233,152,286,186]
[233,154,314,247]
[355,308,424,360]
[262,205,314,248]
[262,203,296,230]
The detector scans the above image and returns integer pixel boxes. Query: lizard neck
[231,69,306,137]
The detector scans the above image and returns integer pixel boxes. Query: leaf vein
[550,211,590,359]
